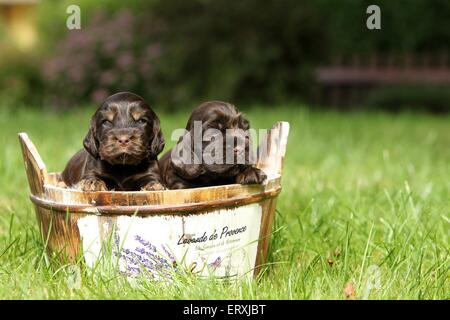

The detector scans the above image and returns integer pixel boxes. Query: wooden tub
[19,122,289,279]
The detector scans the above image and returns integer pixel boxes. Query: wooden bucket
[18,122,289,279]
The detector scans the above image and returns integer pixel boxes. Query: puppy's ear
[149,117,165,158]
[171,132,204,179]
[83,121,99,158]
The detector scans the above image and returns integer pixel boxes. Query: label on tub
[77,203,262,280]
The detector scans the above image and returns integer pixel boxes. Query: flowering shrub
[5,0,450,110]
[43,10,161,107]
[42,1,327,109]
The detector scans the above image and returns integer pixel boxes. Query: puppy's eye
[102,120,112,127]
[137,118,148,125]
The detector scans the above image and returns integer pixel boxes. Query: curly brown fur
[62,92,165,191]
[159,101,266,189]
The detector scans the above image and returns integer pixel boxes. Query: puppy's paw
[77,178,108,192]
[141,182,166,191]
[236,167,267,185]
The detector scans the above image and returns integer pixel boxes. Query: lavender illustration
[113,234,178,279]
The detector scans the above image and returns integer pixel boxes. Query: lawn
[0,105,448,299]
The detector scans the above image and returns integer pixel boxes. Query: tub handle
[257,121,290,177]
[18,132,48,197]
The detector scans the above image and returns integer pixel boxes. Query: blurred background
[1,1,449,300]
[0,0,449,112]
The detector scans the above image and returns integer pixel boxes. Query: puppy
[159,101,266,189]
[62,92,165,191]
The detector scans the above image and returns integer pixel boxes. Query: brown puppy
[62,92,165,191]
[159,101,266,189]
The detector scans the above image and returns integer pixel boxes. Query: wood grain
[18,132,47,196]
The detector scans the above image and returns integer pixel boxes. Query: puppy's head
[172,101,252,179]
[83,92,164,165]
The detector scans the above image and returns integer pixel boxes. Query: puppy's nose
[116,135,131,146]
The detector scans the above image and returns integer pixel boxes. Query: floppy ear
[149,117,165,158]
[171,132,204,179]
[83,121,99,158]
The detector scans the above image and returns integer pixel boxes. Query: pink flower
[91,89,108,104]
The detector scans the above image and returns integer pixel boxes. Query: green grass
[0,105,448,299]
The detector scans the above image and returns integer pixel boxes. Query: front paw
[77,178,108,191]
[141,182,166,191]
[236,167,267,185]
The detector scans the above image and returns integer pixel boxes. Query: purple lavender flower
[91,89,108,104]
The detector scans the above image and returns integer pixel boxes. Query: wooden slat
[18,132,47,196]
[257,121,290,177]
